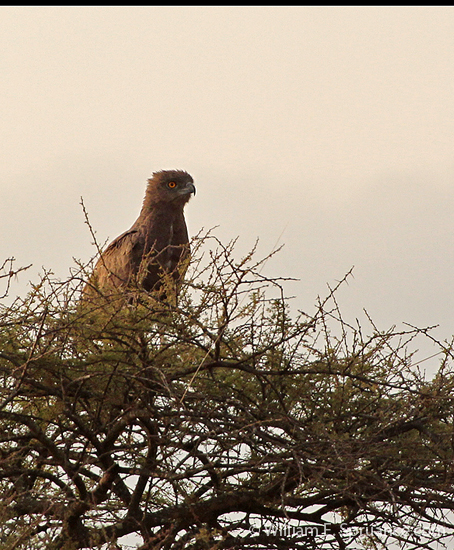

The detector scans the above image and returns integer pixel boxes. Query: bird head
[146,170,196,206]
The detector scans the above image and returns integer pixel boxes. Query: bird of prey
[85,170,196,300]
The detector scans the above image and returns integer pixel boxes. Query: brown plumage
[85,170,195,299]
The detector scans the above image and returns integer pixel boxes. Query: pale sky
[2,6,454,368]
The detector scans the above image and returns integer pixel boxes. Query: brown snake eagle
[84,170,195,300]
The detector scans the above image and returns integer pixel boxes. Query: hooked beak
[175,181,196,199]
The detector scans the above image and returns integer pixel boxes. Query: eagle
[84,170,196,300]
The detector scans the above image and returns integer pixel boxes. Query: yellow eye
[168,181,177,189]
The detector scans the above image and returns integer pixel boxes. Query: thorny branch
[1,232,454,549]
[0,257,31,299]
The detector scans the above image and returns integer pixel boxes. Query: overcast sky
[2,6,454,369]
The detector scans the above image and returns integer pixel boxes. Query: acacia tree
[1,234,454,549]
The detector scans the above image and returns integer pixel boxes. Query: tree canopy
[1,234,454,550]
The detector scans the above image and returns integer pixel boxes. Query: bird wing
[91,229,143,289]
[103,229,139,255]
